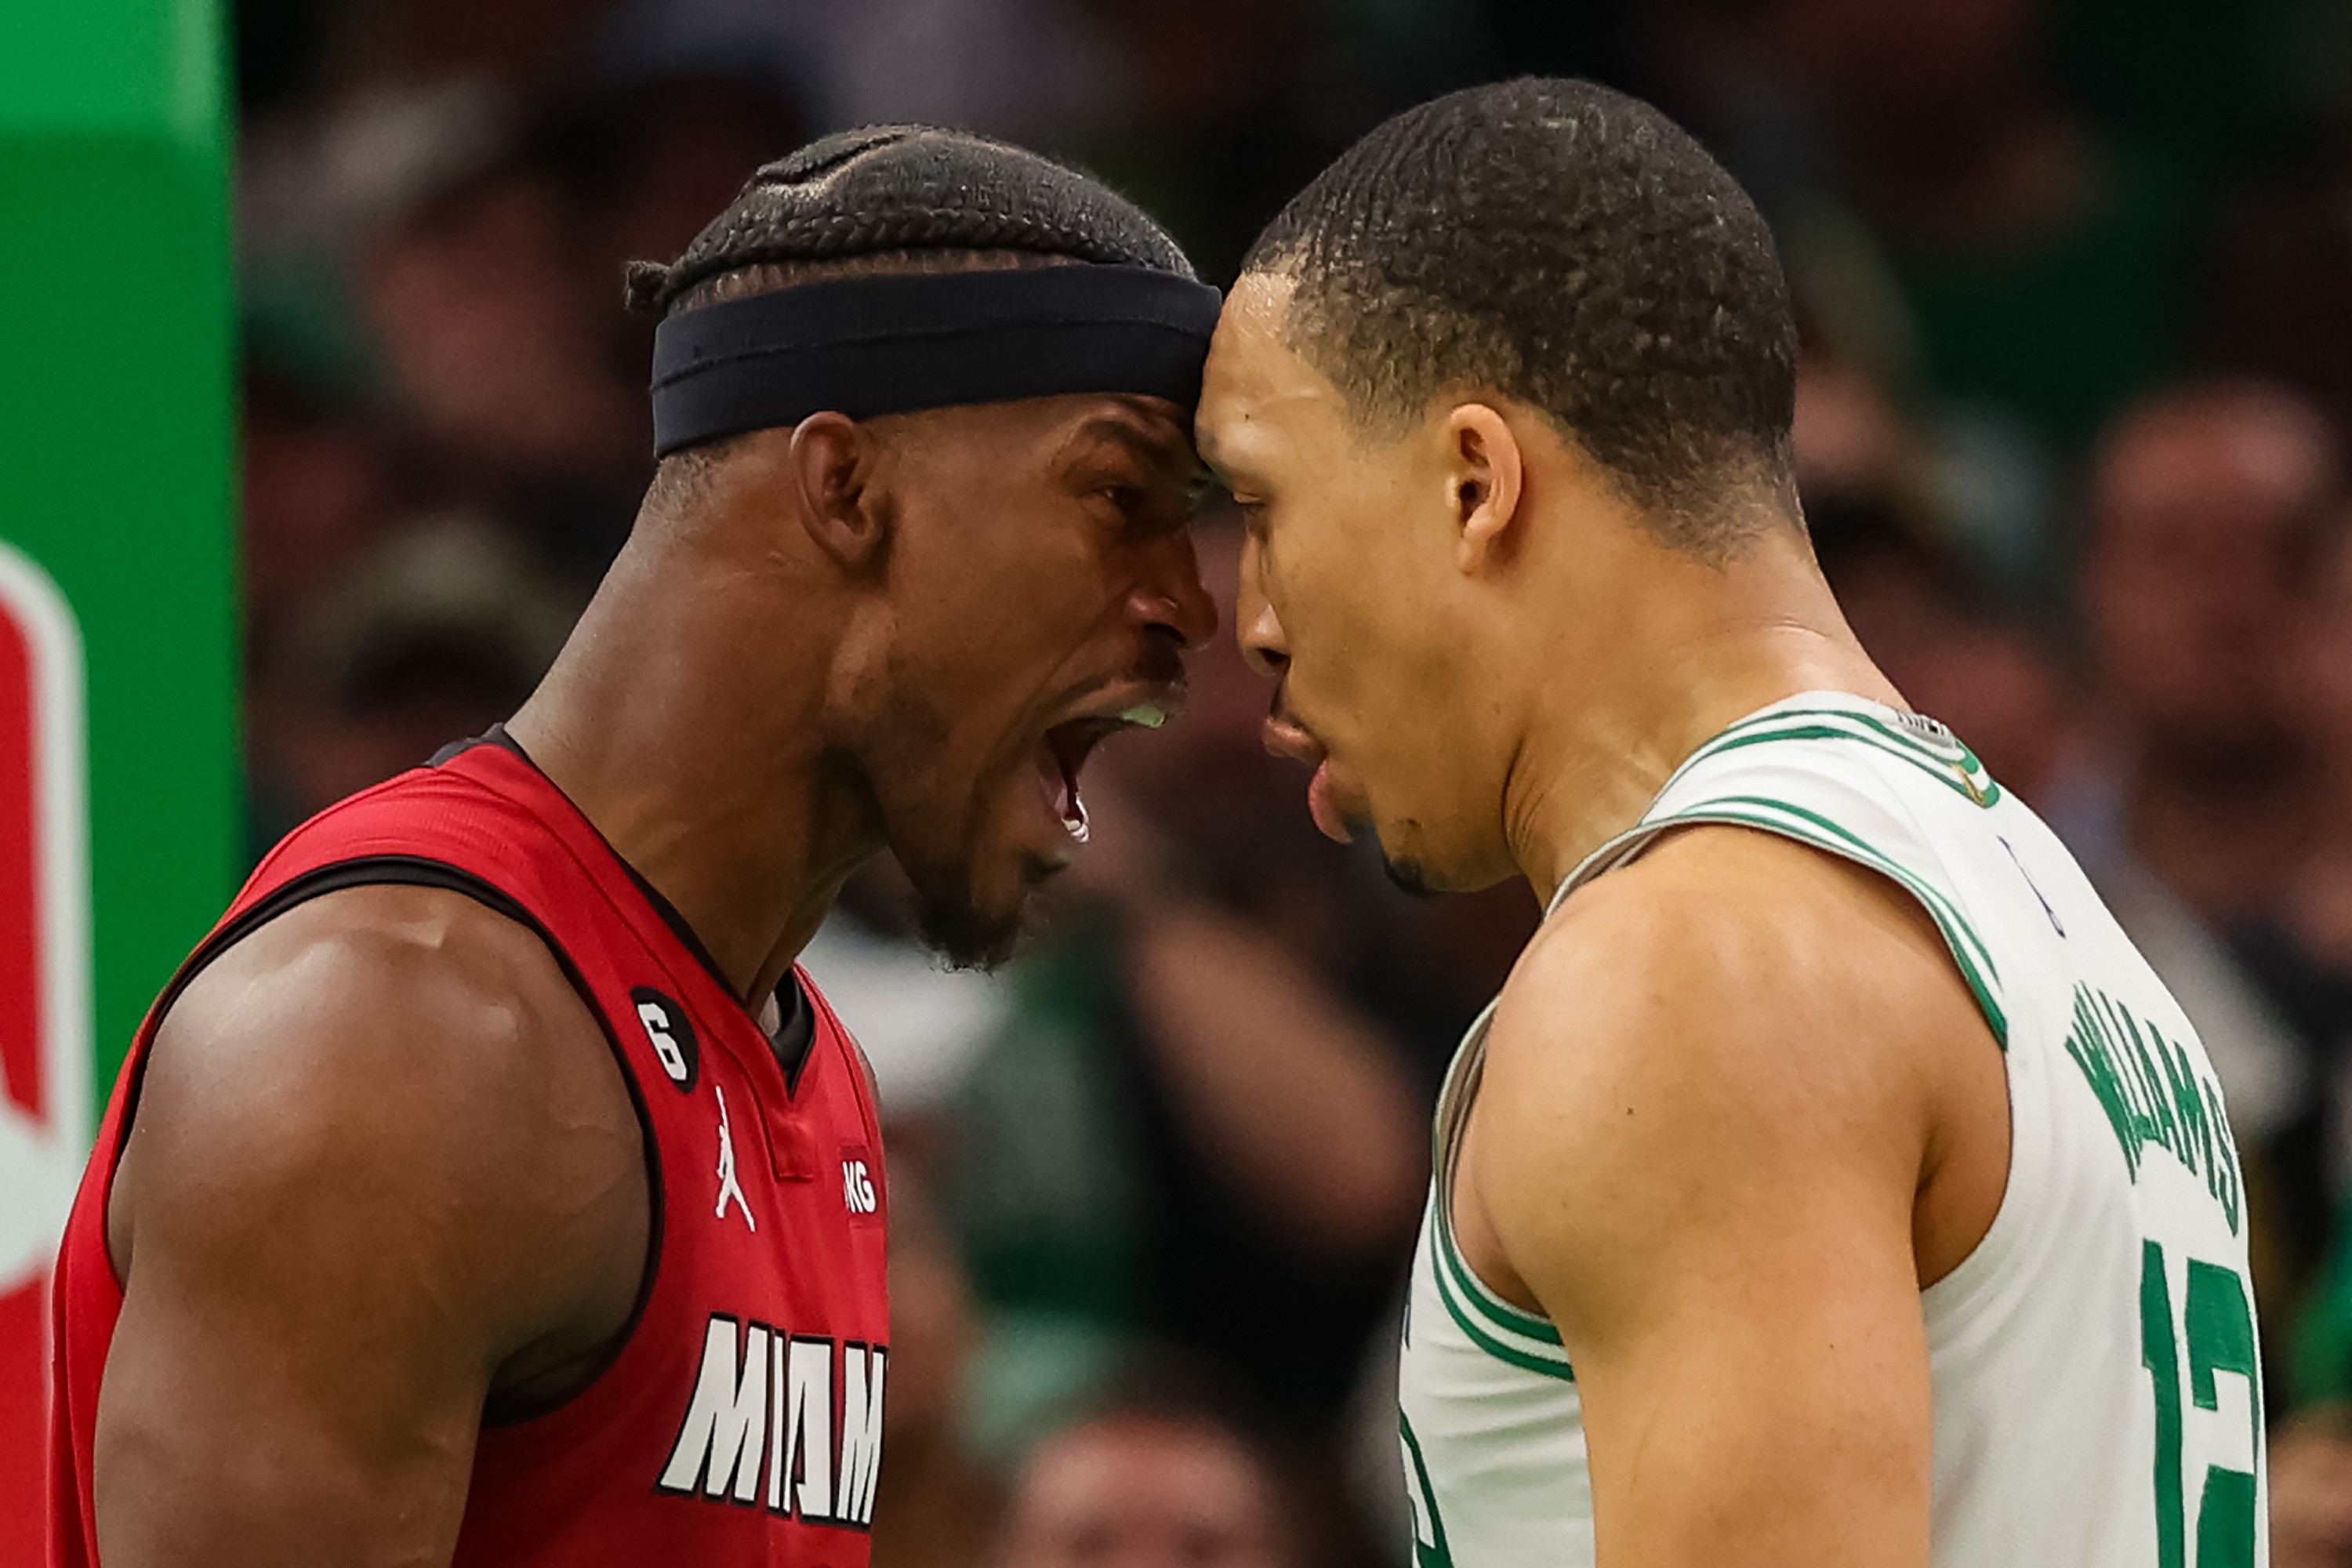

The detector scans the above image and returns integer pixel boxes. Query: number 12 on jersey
[2140,1240,2261,1568]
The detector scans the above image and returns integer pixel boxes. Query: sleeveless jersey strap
[1548,698,2013,1047]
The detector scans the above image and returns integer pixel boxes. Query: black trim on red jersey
[611,864,818,1093]
[770,981,816,1096]
[435,726,823,1091]
[427,728,517,768]
[114,851,666,1431]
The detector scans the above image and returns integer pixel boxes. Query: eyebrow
[1071,410,1207,489]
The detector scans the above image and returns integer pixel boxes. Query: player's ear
[1446,403,1523,575]
[788,412,890,575]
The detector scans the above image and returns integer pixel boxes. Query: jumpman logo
[713,1086,755,1232]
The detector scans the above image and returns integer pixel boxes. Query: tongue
[1305,761,1351,844]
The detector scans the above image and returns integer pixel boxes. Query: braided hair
[1247,78,1799,557]
[624,125,1196,318]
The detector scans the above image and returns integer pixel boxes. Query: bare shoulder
[116,881,647,1355]
[1472,823,1997,1317]
[1494,822,1980,1107]
[93,884,652,1559]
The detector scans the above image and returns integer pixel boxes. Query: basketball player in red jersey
[49,128,1221,1566]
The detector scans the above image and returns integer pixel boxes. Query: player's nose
[1234,537,1287,681]
[1131,529,1218,652]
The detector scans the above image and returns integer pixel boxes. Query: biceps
[1573,1258,1933,1568]
[95,1269,486,1568]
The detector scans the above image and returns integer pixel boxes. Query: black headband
[649,263,1225,457]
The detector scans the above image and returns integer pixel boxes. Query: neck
[507,508,884,1007]
[1501,524,1900,899]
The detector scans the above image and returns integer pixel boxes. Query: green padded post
[0,0,238,1544]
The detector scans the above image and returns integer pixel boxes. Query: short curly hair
[1246,78,1799,554]
[624,124,1195,318]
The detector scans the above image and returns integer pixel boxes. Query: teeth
[1065,797,1091,844]
[1119,704,1168,730]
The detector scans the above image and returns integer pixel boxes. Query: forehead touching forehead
[1196,273,1364,487]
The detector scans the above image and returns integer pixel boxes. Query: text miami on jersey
[659,1315,886,1527]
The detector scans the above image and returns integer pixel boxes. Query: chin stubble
[910,851,1060,971]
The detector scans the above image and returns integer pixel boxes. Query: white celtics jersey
[1399,691,2267,1567]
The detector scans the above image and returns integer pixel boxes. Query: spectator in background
[546,70,807,310]
[2270,1396,2352,1568]
[233,57,822,869]
[872,1167,1004,1568]
[246,515,579,849]
[289,0,603,100]
[1680,0,2211,456]
[2053,379,2343,1365]
[243,74,666,592]
[2198,132,2352,448]
[1088,0,1563,285]
[1791,343,2077,802]
[242,362,394,640]
[351,107,645,575]
[2237,512,2352,1405]
[994,1374,1299,1568]
[597,0,1122,154]
[1813,506,2075,806]
[2074,381,2339,924]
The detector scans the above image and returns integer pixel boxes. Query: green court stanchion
[0,0,238,1545]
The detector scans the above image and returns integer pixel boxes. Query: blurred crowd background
[230,0,2352,1561]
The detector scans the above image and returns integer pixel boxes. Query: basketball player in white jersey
[1195,78,2267,1566]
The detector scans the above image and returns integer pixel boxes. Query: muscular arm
[96,886,649,1567]
[1457,827,2008,1567]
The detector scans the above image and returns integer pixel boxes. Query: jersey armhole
[109,853,666,1425]
[1425,1009,1580,1380]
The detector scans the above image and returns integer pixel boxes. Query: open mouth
[1036,699,1174,844]
[1261,689,1352,844]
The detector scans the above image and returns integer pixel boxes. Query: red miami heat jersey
[49,735,890,1566]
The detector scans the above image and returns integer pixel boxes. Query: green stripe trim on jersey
[1650,796,2010,1047]
[1423,1191,1575,1377]
[1434,1207,1564,1345]
[1695,703,1971,766]
[1678,724,1987,805]
[1430,1250,1578,1381]
[1662,706,2003,809]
